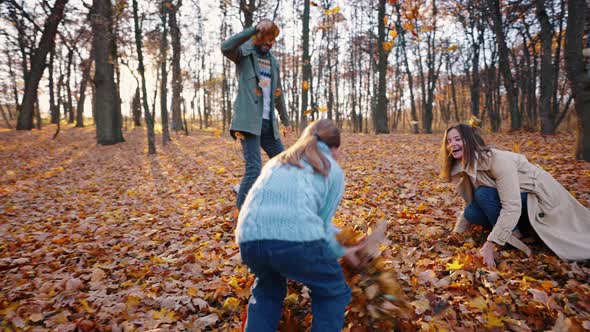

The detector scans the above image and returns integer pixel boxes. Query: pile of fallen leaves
[0,125,589,331]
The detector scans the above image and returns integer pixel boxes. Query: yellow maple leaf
[485,312,504,328]
[223,297,241,311]
[318,106,328,113]
[467,296,487,310]
[446,259,464,270]
[512,143,521,153]
[389,30,398,38]
[187,287,198,297]
[416,202,427,212]
[80,299,95,314]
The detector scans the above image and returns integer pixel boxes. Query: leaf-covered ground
[1,126,589,331]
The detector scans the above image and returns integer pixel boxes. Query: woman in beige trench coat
[440,124,590,267]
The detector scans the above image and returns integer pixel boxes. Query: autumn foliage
[0,126,589,331]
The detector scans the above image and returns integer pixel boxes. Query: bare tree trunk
[76,51,92,128]
[169,0,184,131]
[49,47,59,123]
[6,50,19,119]
[536,0,556,134]
[16,0,68,130]
[374,0,390,133]
[564,0,590,160]
[92,0,124,145]
[300,0,311,129]
[160,1,171,144]
[487,0,521,130]
[65,47,74,124]
[132,0,156,154]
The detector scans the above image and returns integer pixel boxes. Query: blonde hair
[277,119,341,176]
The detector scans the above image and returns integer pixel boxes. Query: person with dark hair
[221,19,291,210]
[440,123,590,267]
[236,119,365,331]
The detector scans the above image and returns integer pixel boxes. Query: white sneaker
[232,184,240,195]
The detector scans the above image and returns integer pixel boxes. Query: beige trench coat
[453,148,590,261]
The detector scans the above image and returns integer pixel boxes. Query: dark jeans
[464,186,530,231]
[237,119,284,209]
[240,240,351,332]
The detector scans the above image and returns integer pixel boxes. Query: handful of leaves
[337,222,412,329]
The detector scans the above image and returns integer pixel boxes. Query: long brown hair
[439,123,490,182]
[277,119,341,176]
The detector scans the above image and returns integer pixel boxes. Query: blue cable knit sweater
[235,141,346,257]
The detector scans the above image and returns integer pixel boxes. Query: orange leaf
[302,80,309,90]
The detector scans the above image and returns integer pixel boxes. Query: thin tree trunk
[487,0,521,130]
[374,0,390,133]
[132,0,156,154]
[160,1,171,144]
[169,0,184,131]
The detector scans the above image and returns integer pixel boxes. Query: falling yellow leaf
[318,106,328,113]
[389,30,398,39]
[446,259,464,271]
[403,22,415,31]
[302,80,309,90]
[447,45,459,51]
[304,109,313,115]
[383,16,389,25]
[214,129,222,137]
[383,41,394,51]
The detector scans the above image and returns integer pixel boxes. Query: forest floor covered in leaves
[1,125,589,331]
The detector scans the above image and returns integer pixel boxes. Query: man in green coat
[221,19,291,209]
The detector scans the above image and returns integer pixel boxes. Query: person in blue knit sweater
[235,119,365,331]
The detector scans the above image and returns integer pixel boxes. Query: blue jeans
[240,240,351,332]
[237,119,284,209]
[464,186,529,230]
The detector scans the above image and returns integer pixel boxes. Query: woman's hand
[479,241,497,268]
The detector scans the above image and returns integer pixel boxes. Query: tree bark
[487,0,521,130]
[16,0,68,130]
[91,0,124,145]
[564,0,590,160]
[132,0,156,154]
[76,52,92,128]
[169,0,184,131]
[49,47,59,123]
[160,1,171,144]
[301,0,311,128]
[374,0,390,133]
[535,0,557,134]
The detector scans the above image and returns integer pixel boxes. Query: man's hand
[479,241,497,268]
[256,19,274,33]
